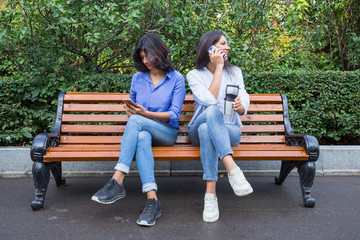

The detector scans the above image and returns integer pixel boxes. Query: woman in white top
[187,31,253,223]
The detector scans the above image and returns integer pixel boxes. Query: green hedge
[1,71,359,146]
[0,73,132,146]
[243,71,360,145]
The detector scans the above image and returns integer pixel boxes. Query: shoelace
[233,172,246,184]
[143,200,156,214]
[102,179,115,191]
[205,198,216,211]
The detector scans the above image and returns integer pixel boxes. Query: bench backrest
[58,93,286,146]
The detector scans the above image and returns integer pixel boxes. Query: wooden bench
[30,92,319,210]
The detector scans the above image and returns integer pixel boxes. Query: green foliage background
[2,0,359,75]
[0,0,359,145]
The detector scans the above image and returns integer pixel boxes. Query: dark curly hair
[133,33,174,73]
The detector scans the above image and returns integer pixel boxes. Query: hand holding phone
[208,45,227,59]
[123,98,139,108]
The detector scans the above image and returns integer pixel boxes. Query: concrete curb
[1,146,359,178]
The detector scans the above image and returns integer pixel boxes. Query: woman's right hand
[209,48,225,67]
[124,104,133,117]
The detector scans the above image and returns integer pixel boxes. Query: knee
[128,114,141,124]
[198,123,209,137]
[127,114,144,129]
[206,105,222,119]
[137,131,151,144]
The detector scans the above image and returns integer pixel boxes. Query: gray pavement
[1,176,359,240]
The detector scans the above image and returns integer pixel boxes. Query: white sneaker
[203,193,219,223]
[228,167,253,196]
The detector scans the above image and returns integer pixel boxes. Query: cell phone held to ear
[208,45,226,59]
[123,98,139,108]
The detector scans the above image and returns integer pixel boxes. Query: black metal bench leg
[47,162,67,187]
[298,161,316,208]
[275,161,296,185]
[31,162,50,211]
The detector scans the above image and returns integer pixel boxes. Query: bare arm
[207,48,226,99]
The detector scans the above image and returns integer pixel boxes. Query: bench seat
[44,145,308,161]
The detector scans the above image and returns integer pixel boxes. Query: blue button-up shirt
[129,70,186,129]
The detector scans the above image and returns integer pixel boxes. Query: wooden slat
[183,94,195,103]
[248,104,283,112]
[64,93,282,104]
[60,125,282,134]
[178,126,187,133]
[179,114,194,122]
[60,136,123,144]
[60,135,191,144]
[61,103,281,113]
[59,135,285,144]
[63,104,195,113]
[240,114,283,122]
[62,114,128,123]
[240,135,285,143]
[62,113,283,124]
[175,136,190,144]
[62,114,194,123]
[64,93,129,103]
[153,145,304,151]
[64,93,195,104]
[232,150,307,160]
[248,94,282,104]
[240,125,285,133]
[61,125,126,133]
[43,149,307,162]
[49,145,121,151]
[63,104,126,113]
[61,125,188,134]
[48,144,305,152]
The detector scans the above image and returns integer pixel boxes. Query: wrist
[143,110,149,118]
[215,63,224,68]
[236,105,245,114]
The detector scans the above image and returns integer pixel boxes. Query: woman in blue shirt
[92,33,186,227]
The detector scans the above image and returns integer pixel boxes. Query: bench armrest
[281,94,319,161]
[286,133,319,161]
[30,92,65,162]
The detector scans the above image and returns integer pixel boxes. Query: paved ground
[1,176,359,240]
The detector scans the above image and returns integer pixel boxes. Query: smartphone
[123,98,138,108]
[207,45,227,59]
[208,45,217,54]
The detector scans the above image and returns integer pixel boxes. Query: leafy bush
[0,73,132,146]
[1,71,359,146]
[244,71,360,144]
[2,0,359,77]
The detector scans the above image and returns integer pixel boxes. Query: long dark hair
[195,31,234,70]
[133,33,174,72]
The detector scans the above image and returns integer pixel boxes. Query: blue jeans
[188,105,242,182]
[115,115,178,193]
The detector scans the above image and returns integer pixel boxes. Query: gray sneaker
[137,199,161,226]
[91,178,126,204]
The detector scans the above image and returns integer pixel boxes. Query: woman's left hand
[232,96,245,114]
